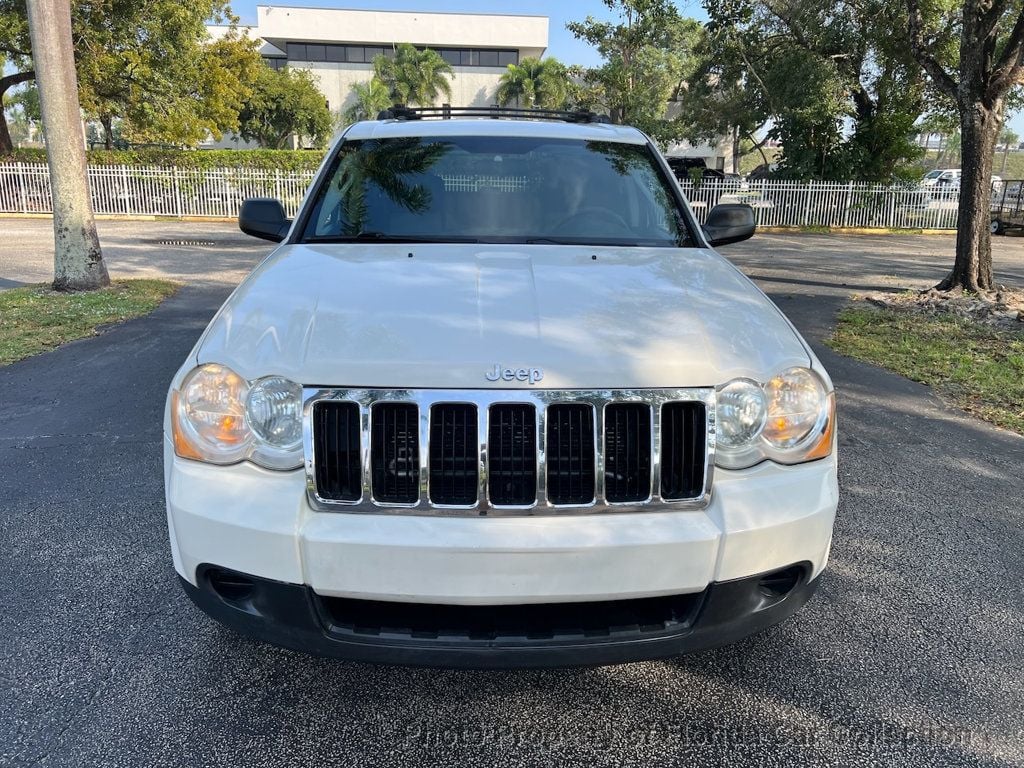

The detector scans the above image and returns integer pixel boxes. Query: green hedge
[0,148,328,171]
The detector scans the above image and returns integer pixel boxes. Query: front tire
[991,219,1006,235]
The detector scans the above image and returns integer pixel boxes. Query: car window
[924,170,942,179]
[300,135,693,247]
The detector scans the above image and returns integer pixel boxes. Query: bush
[0,148,327,171]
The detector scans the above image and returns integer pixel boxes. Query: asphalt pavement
[1,224,1022,767]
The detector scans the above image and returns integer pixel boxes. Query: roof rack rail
[375,104,613,124]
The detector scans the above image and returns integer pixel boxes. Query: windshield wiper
[305,232,481,244]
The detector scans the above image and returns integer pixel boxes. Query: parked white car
[165,107,839,667]
[922,168,961,187]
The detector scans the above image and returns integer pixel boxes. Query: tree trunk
[0,71,37,154]
[0,114,13,155]
[1001,142,1009,174]
[731,124,740,175]
[941,102,999,292]
[26,0,109,291]
[100,115,114,150]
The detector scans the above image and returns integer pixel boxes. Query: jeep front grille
[604,403,653,503]
[546,403,596,505]
[487,403,537,506]
[660,401,707,501]
[304,388,715,515]
[312,401,361,502]
[428,403,478,505]
[370,402,419,503]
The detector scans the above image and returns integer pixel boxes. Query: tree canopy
[696,0,925,181]
[0,0,33,153]
[495,57,571,109]
[1,0,262,151]
[372,44,453,107]
[237,65,333,149]
[344,78,392,123]
[567,0,702,144]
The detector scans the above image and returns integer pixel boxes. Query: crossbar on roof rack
[376,104,612,124]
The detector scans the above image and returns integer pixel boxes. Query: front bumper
[166,445,838,603]
[181,562,819,668]
[165,442,837,665]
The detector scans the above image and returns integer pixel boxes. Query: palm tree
[336,138,451,235]
[495,57,570,110]
[372,44,453,107]
[344,78,393,123]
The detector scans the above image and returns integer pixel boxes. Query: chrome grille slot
[660,401,707,500]
[305,388,714,515]
[604,403,652,503]
[546,403,596,505]
[371,402,420,504]
[488,403,537,506]
[429,403,478,505]
[313,401,361,501]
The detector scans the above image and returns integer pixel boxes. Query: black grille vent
[546,404,595,505]
[429,404,478,505]
[371,403,420,504]
[488,404,537,505]
[604,403,652,502]
[660,402,706,500]
[313,401,362,501]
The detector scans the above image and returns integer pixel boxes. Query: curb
[0,213,237,223]
[758,226,958,236]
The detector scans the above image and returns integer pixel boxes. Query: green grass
[0,279,179,366]
[827,305,1024,434]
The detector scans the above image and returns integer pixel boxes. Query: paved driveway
[1,223,1022,767]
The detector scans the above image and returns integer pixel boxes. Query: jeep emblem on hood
[486,364,544,385]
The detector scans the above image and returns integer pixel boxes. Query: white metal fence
[679,179,961,230]
[0,163,317,218]
[0,162,964,229]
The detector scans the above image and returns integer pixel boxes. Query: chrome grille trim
[303,388,716,516]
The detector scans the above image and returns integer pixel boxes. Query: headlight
[171,364,303,470]
[716,379,766,447]
[245,376,304,469]
[715,367,834,469]
[763,368,828,449]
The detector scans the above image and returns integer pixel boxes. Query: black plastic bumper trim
[180,562,818,669]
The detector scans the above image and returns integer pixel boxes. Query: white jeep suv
[164,107,838,668]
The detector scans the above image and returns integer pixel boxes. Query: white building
[209,5,549,121]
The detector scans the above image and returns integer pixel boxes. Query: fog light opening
[206,568,256,603]
[757,566,803,600]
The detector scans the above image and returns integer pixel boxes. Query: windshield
[299,135,692,247]
[924,170,942,179]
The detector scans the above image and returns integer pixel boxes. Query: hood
[197,244,810,389]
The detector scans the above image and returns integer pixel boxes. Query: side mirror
[239,198,291,243]
[703,203,755,247]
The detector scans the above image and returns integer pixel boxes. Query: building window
[263,57,287,70]
[282,42,517,68]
